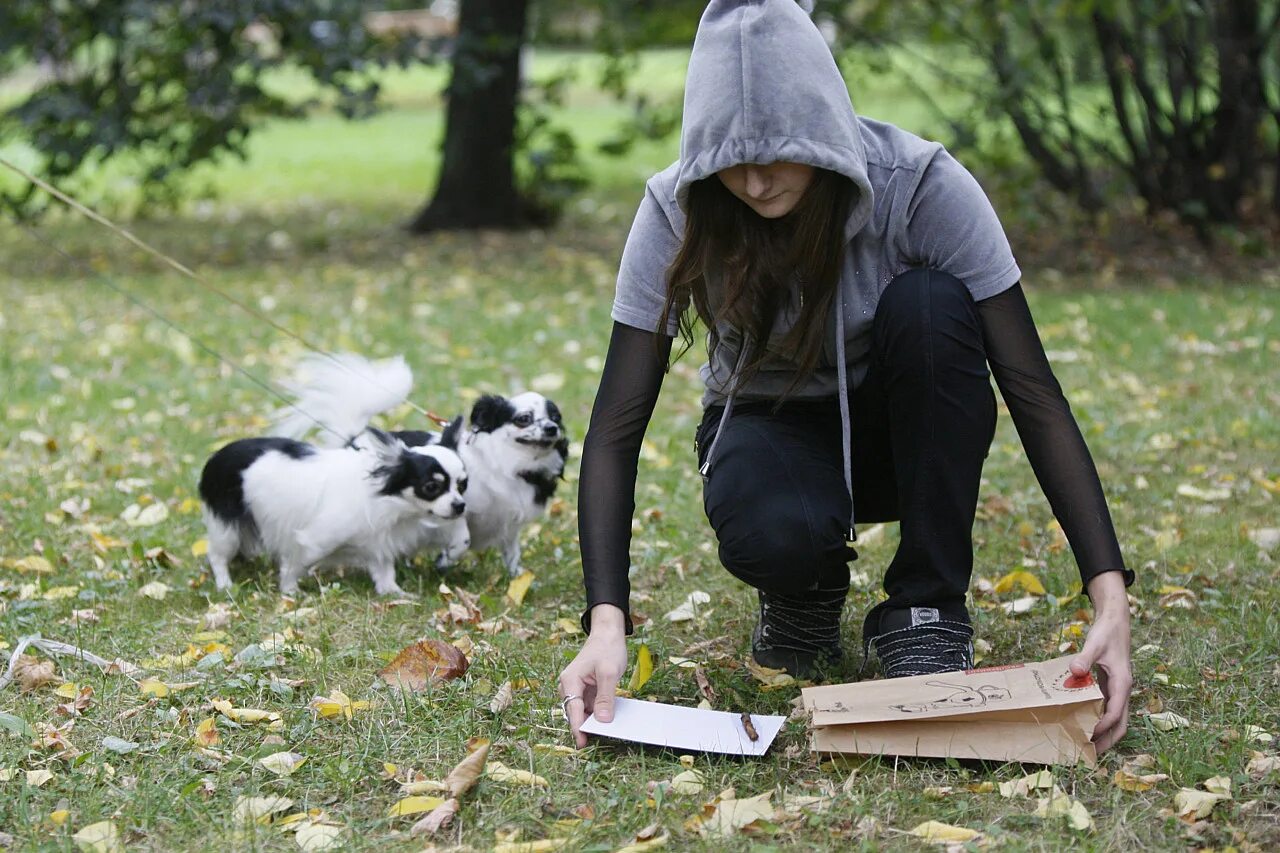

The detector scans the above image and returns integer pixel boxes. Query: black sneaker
[750,588,845,680]
[863,605,974,678]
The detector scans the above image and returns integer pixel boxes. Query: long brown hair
[660,168,855,398]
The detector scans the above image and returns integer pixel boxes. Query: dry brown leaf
[694,665,717,706]
[409,797,460,837]
[1175,788,1230,821]
[445,740,490,798]
[907,821,983,843]
[14,656,58,692]
[1246,751,1280,780]
[745,657,796,689]
[490,681,514,714]
[1113,768,1169,792]
[194,717,220,747]
[487,761,548,788]
[700,791,774,836]
[379,640,469,690]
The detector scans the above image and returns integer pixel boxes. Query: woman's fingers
[558,669,590,748]
[592,663,621,724]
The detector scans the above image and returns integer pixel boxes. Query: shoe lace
[757,588,845,653]
[866,620,974,678]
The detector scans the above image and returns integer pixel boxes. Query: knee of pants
[874,268,977,339]
[713,496,842,593]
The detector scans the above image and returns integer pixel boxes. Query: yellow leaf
[213,699,282,726]
[307,690,371,720]
[486,761,548,788]
[233,795,294,825]
[400,779,449,795]
[555,618,583,635]
[908,821,982,843]
[506,571,535,606]
[1174,788,1229,820]
[670,769,705,795]
[295,823,344,851]
[627,644,654,693]
[387,795,445,818]
[1202,775,1232,796]
[194,717,220,747]
[50,809,71,826]
[1147,711,1190,731]
[615,833,670,852]
[139,678,170,698]
[9,556,54,574]
[72,820,124,853]
[54,682,79,699]
[191,539,209,557]
[26,769,55,787]
[992,570,1047,596]
[701,791,775,836]
[138,581,170,600]
[999,769,1056,798]
[42,585,81,601]
[1035,794,1094,831]
[179,497,202,515]
[745,657,796,689]
[259,751,307,777]
[1113,769,1169,792]
[492,841,568,853]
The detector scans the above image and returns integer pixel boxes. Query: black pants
[695,269,997,627]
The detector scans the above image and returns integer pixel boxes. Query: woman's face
[717,161,815,218]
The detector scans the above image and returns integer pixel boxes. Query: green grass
[2,46,1280,853]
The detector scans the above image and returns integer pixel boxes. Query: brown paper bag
[802,655,1103,766]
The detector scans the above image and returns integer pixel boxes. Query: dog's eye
[513,413,533,427]
[458,478,468,494]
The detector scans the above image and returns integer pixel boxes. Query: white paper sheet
[579,697,786,756]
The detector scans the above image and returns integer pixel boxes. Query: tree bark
[408,0,532,233]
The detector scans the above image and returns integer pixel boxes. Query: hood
[675,0,874,241]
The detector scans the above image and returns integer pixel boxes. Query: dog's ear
[438,415,464,450]
[469,394,514,433]
[554,435,570,462]
[363,427,406,468]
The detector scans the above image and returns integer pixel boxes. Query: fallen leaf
[554,617,583,635]
[907,820,982,844]
[701,790,774,836]
[213,699,283,727]
[670,769,705,795]
[628,644,654,693]
[487,761,548,788]
[139,678,170,698]
[388,795,445,817]
[999,769,1056,798]
[491,841,568,853]
[1113,768,1169,792]
[294,823,344,851]
[307,690,370,720]
[260,751,307,777]
[233,795,294,825]
[121,502,169,526]
[26,769,55,787]
[1035,793,1094,831]
[745,657,796,689]
[1000,595,1040,614]
[138,581,170,600]
[506,571,535,606]
[664,591,711,623]
[1147,711,1191,731]
[1246,751,1280,780]
[1247,527,1280,552]
[13,655,58,692]
[1176,484,1230,501]
[409,797,459,836]
[379,640,469,690]
[614,831,670,852]
[445,740,490,797]
[489,681,514,714]
[194,717,220,747]
[1175,788,1229,820]
[8,556,53,574]
[992,570,1047,596]
[72,820,124,853]
[1203,775,1232,796]
[102,736,138,754]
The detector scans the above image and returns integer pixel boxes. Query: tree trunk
[408,0,532,233]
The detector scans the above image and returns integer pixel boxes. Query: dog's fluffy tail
[273,353,412,445]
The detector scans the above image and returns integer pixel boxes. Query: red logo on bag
[1062,672,1095,689]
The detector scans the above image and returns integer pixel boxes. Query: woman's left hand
[1071,571,1132,753]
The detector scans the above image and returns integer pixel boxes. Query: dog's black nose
[451,499,466,516]
[542,424,560,437]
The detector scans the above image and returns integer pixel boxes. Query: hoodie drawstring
[699,289,858,545]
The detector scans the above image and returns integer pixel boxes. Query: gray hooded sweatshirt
[611,0,1022,534]
[612,0,1022,406]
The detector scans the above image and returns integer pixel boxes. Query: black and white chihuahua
[276,354,568,577]
[198,420,468,595]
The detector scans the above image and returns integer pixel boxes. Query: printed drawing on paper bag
[890,681,1013,714]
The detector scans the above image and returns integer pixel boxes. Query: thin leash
[0,155,453,427]
[14,219,353,445]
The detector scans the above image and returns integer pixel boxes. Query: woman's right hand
[558,604,629,748]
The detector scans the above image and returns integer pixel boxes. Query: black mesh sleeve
[578,321,673,633]
[977,283,1134,588]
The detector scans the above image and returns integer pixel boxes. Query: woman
[558,0,1133,753]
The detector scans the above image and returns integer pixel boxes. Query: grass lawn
[2,47,1280,853]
